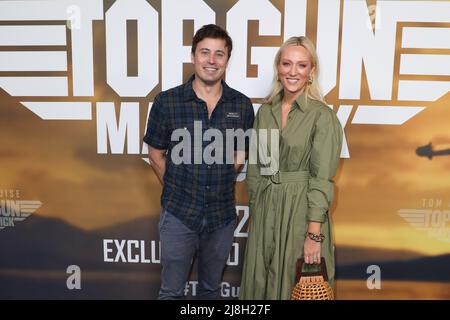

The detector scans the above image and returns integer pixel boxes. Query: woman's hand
[303,222,322,264]
[303,236,321,264]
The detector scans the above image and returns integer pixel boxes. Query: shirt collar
[271,90,310,113]
[183,74,236,102]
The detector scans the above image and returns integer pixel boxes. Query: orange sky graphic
[1,0,450,257]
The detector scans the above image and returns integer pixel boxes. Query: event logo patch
[0,199,42,230]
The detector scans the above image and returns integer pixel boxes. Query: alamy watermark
[66,265,81,290]
[170,122,280,175]
[366,265,381,290]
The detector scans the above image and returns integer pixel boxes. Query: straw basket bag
[291,258,334,300]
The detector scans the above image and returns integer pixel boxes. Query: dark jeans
[158,209,235,300]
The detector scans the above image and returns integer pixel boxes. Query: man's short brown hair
[191,24,232,59]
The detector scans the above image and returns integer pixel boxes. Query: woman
[240,36,343,300]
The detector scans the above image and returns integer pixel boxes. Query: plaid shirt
[144,75,254,232]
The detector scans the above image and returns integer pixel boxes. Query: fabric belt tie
[261,171,310,193]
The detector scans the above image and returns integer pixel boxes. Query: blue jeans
[158,209,235,300]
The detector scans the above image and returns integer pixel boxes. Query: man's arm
[234,150,246,174]
[235,98,254,175]
[149,147,167,186]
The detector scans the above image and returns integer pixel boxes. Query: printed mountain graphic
[95,214,160,239]
[0,214,160,272]
[336,254,450,282]
[335,246,424,266]
[1,214,449,282]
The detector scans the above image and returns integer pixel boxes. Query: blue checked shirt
[144,75,254,232]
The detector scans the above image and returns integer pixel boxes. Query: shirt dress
[240,92,343,300]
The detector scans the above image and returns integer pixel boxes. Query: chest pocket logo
[226,112,241,119]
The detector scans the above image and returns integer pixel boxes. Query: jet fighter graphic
[416,143,450,159]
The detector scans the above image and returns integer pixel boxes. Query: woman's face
[277,45,314,96]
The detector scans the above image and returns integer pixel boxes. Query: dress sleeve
[246,107,263,202]
[307,108,343,223]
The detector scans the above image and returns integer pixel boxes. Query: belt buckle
[270,171,281,184]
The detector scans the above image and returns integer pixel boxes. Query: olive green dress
[240,92,343,300]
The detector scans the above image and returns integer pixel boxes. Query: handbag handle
[295,258,329,283]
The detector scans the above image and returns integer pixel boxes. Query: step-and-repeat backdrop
[1,0,449,299]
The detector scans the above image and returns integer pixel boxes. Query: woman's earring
[308,76,313,85]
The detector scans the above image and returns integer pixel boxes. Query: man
[143,24,254,300]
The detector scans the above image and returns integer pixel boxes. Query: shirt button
[206,186,210,190]
[205,204,209,208]
[207,166,211,169]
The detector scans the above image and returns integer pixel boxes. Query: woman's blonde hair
[265,36,324,104]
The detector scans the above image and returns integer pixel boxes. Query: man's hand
[148,146,167,185]
[234,150,247,174]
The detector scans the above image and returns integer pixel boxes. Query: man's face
[191,37,229,86]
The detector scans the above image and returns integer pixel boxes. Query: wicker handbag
[291,258,334,300]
